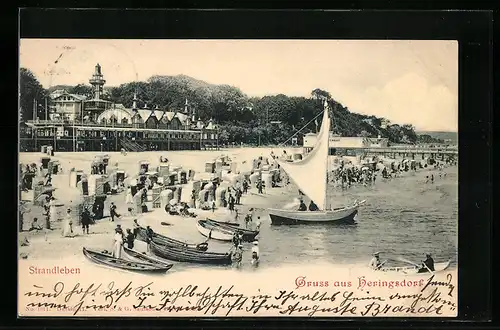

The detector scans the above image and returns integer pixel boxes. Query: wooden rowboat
[136,227,208,251]
[82,248,171,273]
[122,246,173,269]
[206,218,259,242]
[377,260,451,275]
[196,220,233,241]
[150,241,232,265]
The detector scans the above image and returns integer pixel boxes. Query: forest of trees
[20,68,446,145]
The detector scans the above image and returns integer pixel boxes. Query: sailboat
[268,100,366,225]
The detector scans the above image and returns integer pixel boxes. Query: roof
[53,93,87,101]
[136,110,152,121]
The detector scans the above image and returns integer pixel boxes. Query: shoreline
[19,149,457,265]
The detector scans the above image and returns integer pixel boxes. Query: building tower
[184,98,189,114]
[89,63,106,100]
[132,89,138,111]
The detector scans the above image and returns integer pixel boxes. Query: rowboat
[150,241,232,265]
[268,100,366,225]
[136,227,208,251]
[82,248,171,273]
[377,260,451,275]
[196,220,233,241]
[268,200,365,225]
[122,246,174,269]
[206,218,259,242]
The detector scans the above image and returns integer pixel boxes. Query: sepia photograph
[18,38,458,317]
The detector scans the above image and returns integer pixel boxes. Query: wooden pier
[362,146,458,160]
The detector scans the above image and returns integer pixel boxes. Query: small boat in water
[136,227,208,251]
[150,241,232,265]
[206,218,259,242]
[268,100,366,225]
[377,260,451,275]
[122,246,174,269]
[82,248,171,273]
[196,220,233,241]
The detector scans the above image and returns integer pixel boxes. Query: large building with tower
[21,64,219,152]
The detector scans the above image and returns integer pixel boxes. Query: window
[64,130,69,137]
[121,117,128,124]
[101,118,107,124]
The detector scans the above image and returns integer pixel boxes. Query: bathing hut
[69,170,84,188]
[139,160,150,173]
[166,171,177,186]
[158,164,170,177]
[205,161,215,173]
[116,170,125,185]
[146,171,159,186]
[40,156,51,169]
[160,189,173,209]
[47,160,60,175]
[179,170,188,184]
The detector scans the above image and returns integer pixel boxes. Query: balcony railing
[25,119,216,132]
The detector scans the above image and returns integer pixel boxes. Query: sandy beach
[19,148,457,265]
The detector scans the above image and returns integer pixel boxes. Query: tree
[311,88,331,100]
[19,68,48,121]
[68,84,93,98]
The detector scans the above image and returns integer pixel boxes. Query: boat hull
[268,203,362,225]
[122,246,173,269]
[377,260,451,275]
[136,227,208,251]
[196,220,233,241]
[206,219,259,242]
[82,248,170,273]
[150,241,232,265]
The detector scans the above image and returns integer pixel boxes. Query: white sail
[277,104,330,210]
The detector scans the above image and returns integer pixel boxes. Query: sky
[19,39,458,132]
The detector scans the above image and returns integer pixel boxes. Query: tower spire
[89,63,106,100]
[132,89,138,110]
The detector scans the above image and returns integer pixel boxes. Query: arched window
[109,115,118,124]
[101,118,107,124]
[121,117,128,124]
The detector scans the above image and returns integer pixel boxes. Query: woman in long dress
[62,208,74,237]
[125,187,133,204]
[112,229,123,258]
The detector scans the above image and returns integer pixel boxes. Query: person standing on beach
[191,189,197,208]
[81,208,92,235]
[257,179,263,194]
[231,244,243,268]
[251,241,260,266]
[228,194,235,212]
[112,228,123,258]
[62,208,74,238]
[109,202,120,222]
[132,219,140,238]
[125,229,135,249]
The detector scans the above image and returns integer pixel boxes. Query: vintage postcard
[18,39,458,317]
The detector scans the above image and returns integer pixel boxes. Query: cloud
[337,72,457,132]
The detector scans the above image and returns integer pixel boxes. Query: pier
[361,146,457,160]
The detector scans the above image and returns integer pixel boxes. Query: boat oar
[397,257,420,267]
[375,259,388,270]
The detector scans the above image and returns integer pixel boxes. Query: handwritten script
[22,274,457,317]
